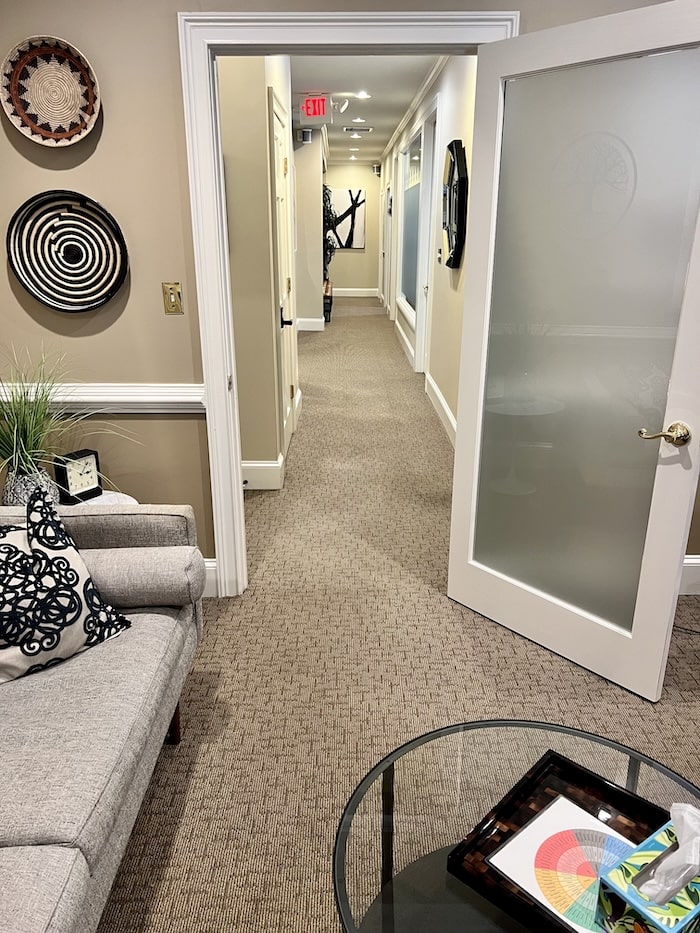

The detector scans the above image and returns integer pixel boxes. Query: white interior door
[269,88,298,457]
[448,1,700,701]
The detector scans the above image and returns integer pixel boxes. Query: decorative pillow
[0,487,131,683]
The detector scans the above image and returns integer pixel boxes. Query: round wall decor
[7,190,129,312]
[1,36,100,146]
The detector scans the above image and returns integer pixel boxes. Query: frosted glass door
[448,1,700,701]
[474,48,700,631]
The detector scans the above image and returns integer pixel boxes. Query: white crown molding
[383,62,447,160]
[178,12,520,50]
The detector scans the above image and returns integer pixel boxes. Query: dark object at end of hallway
[323,280,333,323]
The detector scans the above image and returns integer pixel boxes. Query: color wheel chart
[535,828,633,930]
[488,795,634,933]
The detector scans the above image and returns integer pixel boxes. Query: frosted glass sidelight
[401,134,422,310]
[473,47,700,631]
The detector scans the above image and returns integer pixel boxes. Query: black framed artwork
[442,138,468,269]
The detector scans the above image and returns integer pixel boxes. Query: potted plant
[0,349,95,506]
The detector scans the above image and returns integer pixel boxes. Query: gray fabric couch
[0,504,206,933]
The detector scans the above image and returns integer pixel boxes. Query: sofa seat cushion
[0,607,189,871]
[0,845,90,933]
[0,489,131,684]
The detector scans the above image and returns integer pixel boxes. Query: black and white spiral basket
[6,190,128,312]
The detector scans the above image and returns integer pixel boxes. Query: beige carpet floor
[99,298,700,933]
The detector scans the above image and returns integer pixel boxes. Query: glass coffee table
[333,720,700,933]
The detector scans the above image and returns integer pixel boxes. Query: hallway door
[269,88,298,457]
[448,2,700,701]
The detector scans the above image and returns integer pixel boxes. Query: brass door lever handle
[638,422,691,447]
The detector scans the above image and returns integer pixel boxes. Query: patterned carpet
[99,298,700,933]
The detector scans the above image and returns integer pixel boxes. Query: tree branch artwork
[328,189,366,249]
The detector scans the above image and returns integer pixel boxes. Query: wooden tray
[446,750,669,933]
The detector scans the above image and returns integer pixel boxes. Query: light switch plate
[162,282,183,314]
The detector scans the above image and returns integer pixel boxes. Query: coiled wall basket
[6,189,129,312]
[1,35,100,147]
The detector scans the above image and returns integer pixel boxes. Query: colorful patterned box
[596,822,700,933]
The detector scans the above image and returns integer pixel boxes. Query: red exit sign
[299,95,331,125]
[302,96,327,118]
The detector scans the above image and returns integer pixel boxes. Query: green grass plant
[0,349,93,477]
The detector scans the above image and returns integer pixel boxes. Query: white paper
[488,796,634,933]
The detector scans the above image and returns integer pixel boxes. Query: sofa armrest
[82,546,206,608]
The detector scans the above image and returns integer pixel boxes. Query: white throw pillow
[0,487,131,683]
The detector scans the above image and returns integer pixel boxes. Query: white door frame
[177,11,520,596]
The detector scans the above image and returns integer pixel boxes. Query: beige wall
[427,56,479,417]
[218,56,281,463]
[324,164,380,291]
[0,0,680,559]
[293,132,324,323]
[96,415,214,557]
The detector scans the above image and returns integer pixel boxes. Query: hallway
[99,298,700,933]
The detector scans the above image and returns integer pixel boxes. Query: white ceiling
[290,54,441,165]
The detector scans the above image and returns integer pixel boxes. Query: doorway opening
[177,12,520,596]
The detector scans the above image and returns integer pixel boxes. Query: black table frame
[333,719,698,933]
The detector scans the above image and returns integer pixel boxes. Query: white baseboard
[205,550,700,598]
[204,559,218,597]
[242,455,285,490]
[394,318,415,368]
[294,387,302,421]
[680,557,700,595]
[425,372,456,447]
[297,317,325,331]
[333,288,379,298]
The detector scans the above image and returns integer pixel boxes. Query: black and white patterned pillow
[0,487,131,683]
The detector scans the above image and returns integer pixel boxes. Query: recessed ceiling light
[350,133,362,139]
[352,117,366,124]
[412,155,420,161]
[349,147,360,151]
[349,155,357,161]
[356,90,371,99]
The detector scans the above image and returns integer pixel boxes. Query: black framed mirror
[442,139,468,269]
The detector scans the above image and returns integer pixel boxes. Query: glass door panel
[401,134,422,310]
[473,47,700,630]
